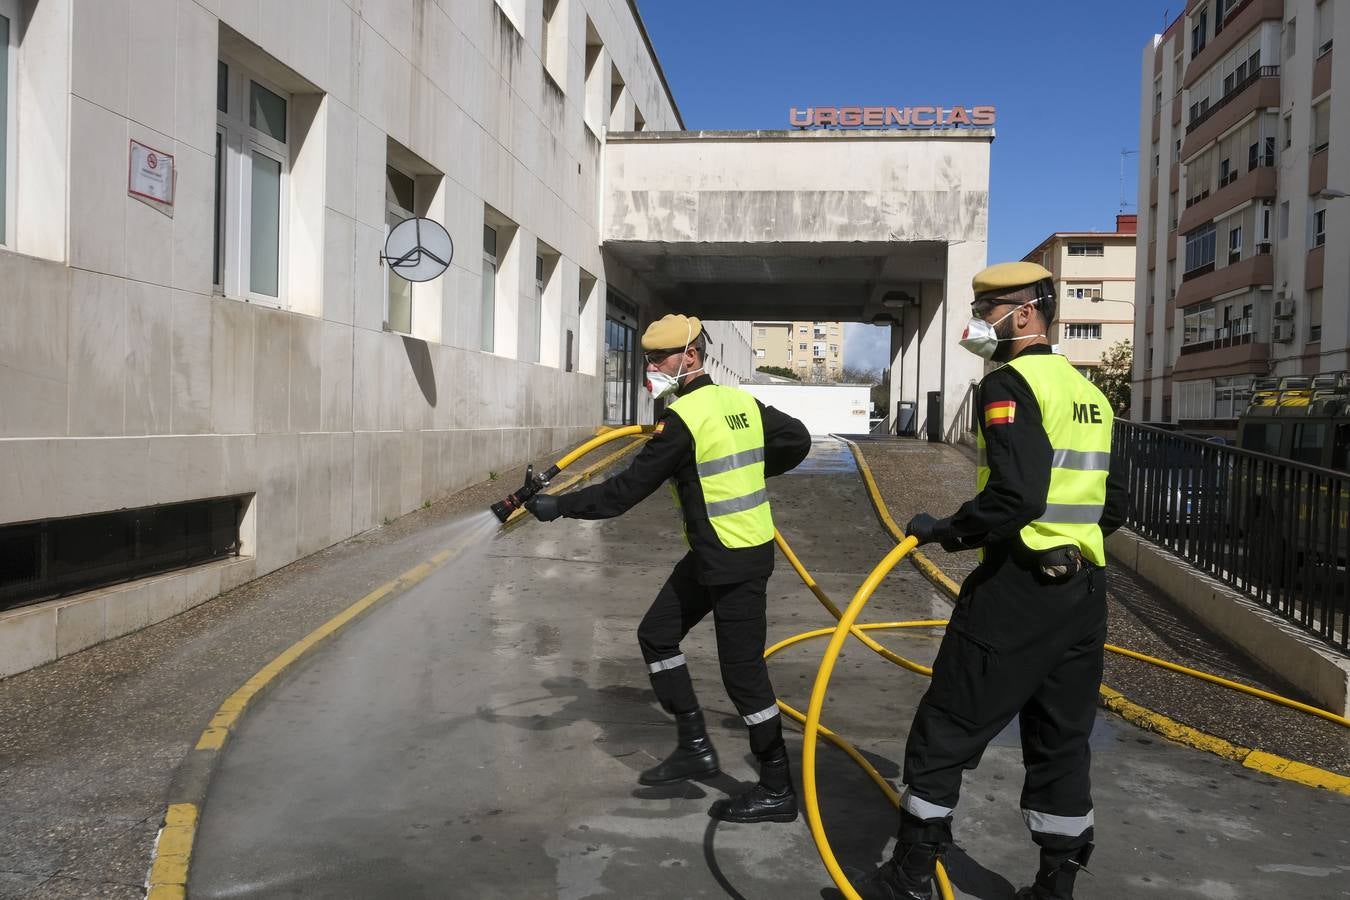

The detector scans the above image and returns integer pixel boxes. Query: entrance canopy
[602,128,994,438]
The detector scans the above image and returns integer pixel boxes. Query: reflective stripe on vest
[976,353,1113,566]
[668,385,774,549]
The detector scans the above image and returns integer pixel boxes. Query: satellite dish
[383,217,453,283]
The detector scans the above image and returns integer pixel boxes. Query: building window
[1064,323,1103,341]
[799,342,807,350]
[1280,201,1290,238]
[1316,0,1334,56]
[1312,101,1330,154]
[1182,305,1216,345]
[1184,223,1217,274]
[798,325,807,334]
[1067,242,1104,257]
[481,224,497,352]
[0,0,15,246]
[756,327,766,336]
[1309,288,1323,341]
[1191,7,1208,58]
[216,58,289,301]
[1312,207,1327,247]
[1285,17,1296,59]
[542,0,565,88]
[755,348,766,359]
[1066,286,1103,300]
[1227,225,1242,264]
[384,165,415,334]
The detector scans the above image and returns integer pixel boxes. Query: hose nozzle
[489,463,559,524]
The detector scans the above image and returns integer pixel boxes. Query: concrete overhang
[603,129,992,322]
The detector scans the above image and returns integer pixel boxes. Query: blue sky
[640,0,1176,370]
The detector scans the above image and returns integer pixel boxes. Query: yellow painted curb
[838,436,1350,798]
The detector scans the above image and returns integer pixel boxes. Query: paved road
[190,442,1350,899]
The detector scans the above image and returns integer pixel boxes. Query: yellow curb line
[145,439,646,896]
[837,436,1350,798]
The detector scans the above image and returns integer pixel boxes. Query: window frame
[215,56,292,306]
[481,224,498,353]
[383,164,417,336]
[0,0,18,248]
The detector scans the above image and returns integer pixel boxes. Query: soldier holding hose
[525,314,811,823]
[858,262,1127,900]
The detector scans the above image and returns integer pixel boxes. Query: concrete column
[941,241,987,439]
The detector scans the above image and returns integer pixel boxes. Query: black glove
[525,493,561,522]
[904,512,944,546]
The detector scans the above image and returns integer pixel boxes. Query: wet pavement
[2,438,1348,898]
[183,440,1350,899]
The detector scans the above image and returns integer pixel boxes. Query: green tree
[756,365,801,381]
[1092,340,1132,415]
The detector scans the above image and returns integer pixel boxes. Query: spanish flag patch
[984,400,1016,427]
[653,420,666,435]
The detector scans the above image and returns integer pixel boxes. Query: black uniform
[900,345,1127,856]
[557,375,811,757]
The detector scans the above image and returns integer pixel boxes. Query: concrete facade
[0,0,696,676]
[1133,0,1349,427]
[0,1,991,676]
[1023,215,1137,372]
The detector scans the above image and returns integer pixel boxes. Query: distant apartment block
[1023,215,1137,373]
[1134,0,1346,431]
[751,321,845,380]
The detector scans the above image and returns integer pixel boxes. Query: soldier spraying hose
[521,314,811,823]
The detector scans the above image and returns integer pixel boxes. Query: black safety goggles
[644,348,685,365]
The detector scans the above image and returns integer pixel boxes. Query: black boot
[710,745,798,823]
[855,840,942,900]
[638,709,719,785]
[1015,843,1093,900]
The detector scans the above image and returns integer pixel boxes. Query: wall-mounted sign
[790,106,996,130]
[128,140,175,206]
[383,217,453,282]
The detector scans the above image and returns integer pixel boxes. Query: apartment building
[1023,215,1137,373]
[751,321,846,380]
[1134,0,1346,431]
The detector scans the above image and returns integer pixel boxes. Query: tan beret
[641,314,702,351]
[972,262,1054,298]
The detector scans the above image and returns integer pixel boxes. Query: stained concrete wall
[604,129,991,245]
[0,0,682,677]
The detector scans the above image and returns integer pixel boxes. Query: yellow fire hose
[507,428,1350,900]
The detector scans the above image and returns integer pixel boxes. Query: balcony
[1172,333,1269,377]
[1182,71,1281,159]
[1175,251,1273,307]
[1307,243,1325,291]
[1178,324,1254,356]
[1314,45,1333,97]
[1309,146,1329,197]
[1177,164,1277,233]
[1183,0,1284,90]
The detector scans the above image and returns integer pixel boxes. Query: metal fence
[1115,420,1349,651]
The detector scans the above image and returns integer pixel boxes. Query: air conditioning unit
[1274,298,1296,319]
[1273,321,1295,343]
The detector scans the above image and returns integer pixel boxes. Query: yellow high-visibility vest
[668,385,774,548]
[976,353,1113,566]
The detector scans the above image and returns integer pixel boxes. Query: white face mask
[959,301,1045,360]
[645,321,705,399]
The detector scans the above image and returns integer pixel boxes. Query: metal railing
[1115,421,1348,651]
[1185,65,1280,134]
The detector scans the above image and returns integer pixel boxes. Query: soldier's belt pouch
[1037,545,1082,581]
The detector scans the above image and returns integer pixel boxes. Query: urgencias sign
[789,106,996,129]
